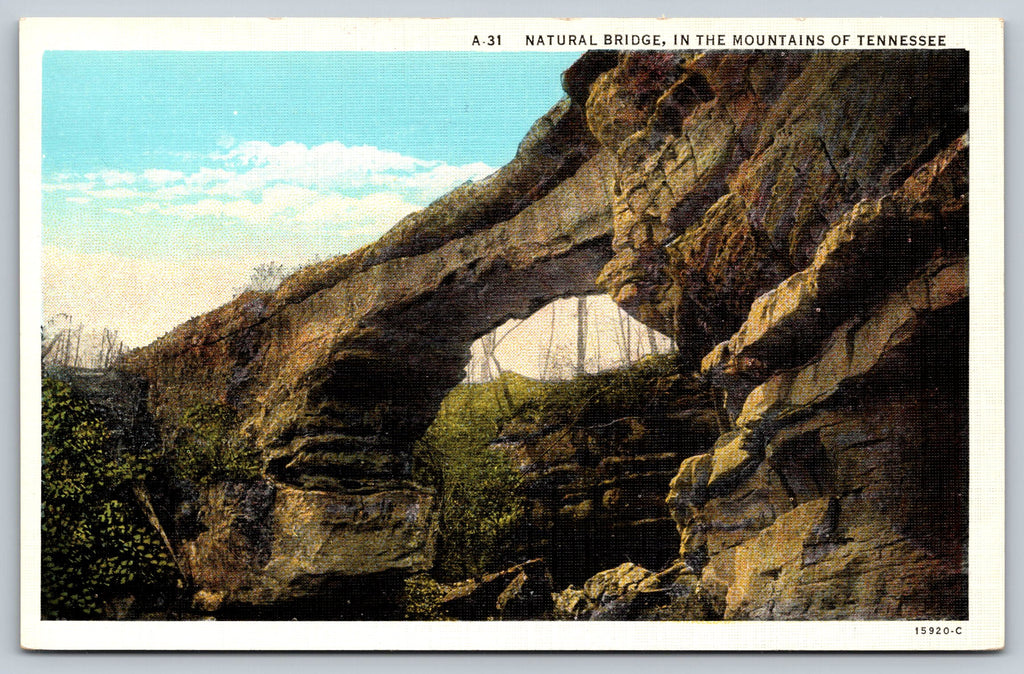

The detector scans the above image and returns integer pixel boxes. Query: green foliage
[414,360,682,583]
[521,353,681,430]
[414,372,547,581]
[399,574,454,620]
[169,402,261,486]
[41,378,176,619]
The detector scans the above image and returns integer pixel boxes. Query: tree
[576,296,587,376]
[242,262,288,294]
[647,326,661,356]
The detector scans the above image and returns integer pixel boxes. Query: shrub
[41,378,176,619]
[168,402,261,486]
[400,574,454,620]
[521,353,681,429]
[413,373,546,581]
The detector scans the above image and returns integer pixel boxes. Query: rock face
[120,50,969,618]
[123,99,614,490]
[180,481,435,616]
[552,561,718,621]
[670,140,969,620]
[123,77,615,609]
[494,366,719,585]
[570,49,967,620]
[592,51,967,367]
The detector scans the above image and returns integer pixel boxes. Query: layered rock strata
[119,49,969,617]
[494,370,719,585]
[592,51,967,368]
[665,138,968,620]
[123,78,617,607]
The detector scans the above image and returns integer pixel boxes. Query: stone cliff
[122,49,969,618]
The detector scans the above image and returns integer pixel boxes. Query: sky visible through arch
[42,49,673,375]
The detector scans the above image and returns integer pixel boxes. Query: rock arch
[119,50,971,614]
[125,99,618,493]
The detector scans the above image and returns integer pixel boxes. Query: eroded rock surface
[120,50,969,618]
[181,481,436,614]
[495,367,719,585]
[665,144,968,619]
[576,49,967,621]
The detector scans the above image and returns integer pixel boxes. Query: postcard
[20,17,1004,650]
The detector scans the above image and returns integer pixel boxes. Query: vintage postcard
[20,17,1004,650]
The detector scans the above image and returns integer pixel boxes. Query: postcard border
[18,16,1005,652]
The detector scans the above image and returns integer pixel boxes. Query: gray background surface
[2,0,1018,670]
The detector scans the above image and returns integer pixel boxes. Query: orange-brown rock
[118,50,970,618]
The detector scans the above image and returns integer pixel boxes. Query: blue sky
[41,50,582,345]
[43,51,580,174]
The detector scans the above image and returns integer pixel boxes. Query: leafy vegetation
[400,574,455,620]
[414,372,549,582]
[167,402,262,486]
[522,353,681,428]
[414,358,682,584]
[41,378,176,619]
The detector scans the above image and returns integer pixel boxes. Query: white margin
[19,16,1005,651]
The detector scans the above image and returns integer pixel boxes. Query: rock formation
[119,49,969,618]
[586,50,968,620]
[492,362,720,586]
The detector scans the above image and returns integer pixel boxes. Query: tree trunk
[131,481,190,586]
[647,327,660,356]
[576,297,587,376]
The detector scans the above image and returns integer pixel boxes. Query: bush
[400,574,454,620]
[413,373,546,581]
[521,353,681,429]
[41,378,176,619]
[168,402,261,486]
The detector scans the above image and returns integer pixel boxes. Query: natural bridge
[121,49,969,616]
[125,90,618,493]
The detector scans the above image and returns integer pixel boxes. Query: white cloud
[151,183,193,200]
[42,180,93,193]
[83,170,136,186]
[42,141,502,354]
[89,187,141,200]
[51,142,495,208]
[142,168,185,185]
[186,167,235,189]
[45,141,496,244]
[160,187,420,235]
[392,161,496,201]
[208,140,493,197]
[291,191,420,231]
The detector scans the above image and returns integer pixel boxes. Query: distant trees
[42,315,125,370]
[96,327,126,369]
[576,297,587,377]
[470,296,676,383]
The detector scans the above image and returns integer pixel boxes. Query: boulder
[439,559,551,620]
